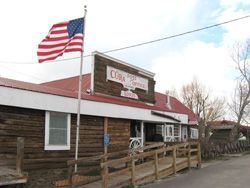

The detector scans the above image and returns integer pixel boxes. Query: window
[45,111,71,150]
[156,125,163,135]
[164,125,175,142]
[166,125,174,137]
[182,126,188,140]
[190,128,198,139]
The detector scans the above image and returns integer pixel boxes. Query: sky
[0,0,250,100]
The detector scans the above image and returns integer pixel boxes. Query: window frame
[190,128,198,139]
[44,111,71,150]
[166,125,174,137]
[182,126,188,140]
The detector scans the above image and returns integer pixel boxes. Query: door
[182,126,188,141]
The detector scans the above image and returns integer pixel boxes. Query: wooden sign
[107,66,148,91]
[93,53,156,103]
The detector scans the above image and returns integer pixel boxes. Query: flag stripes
[38,18,84,63]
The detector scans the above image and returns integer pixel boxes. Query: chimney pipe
[166,90,172,110]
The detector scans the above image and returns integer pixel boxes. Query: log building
[0,52,198,185]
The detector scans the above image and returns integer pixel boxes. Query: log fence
[100,142,201,188]
[0,137,27,186]
[202,140,250,159]
[55,142,165,187]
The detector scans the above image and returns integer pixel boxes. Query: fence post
[102,162,108,188]
[131,158,136,186]
[197,142,202,169]
[16,137,24,175]
[68,165,73,186]
[154,151,159,180]
[172,146,176,174]
[187,143,191,170]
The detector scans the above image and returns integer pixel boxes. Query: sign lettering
[121,90,138,99]
[107,66,148,91]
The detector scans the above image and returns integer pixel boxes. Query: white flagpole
[75,5,87,173]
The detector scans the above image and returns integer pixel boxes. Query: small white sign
[121,90,138,99]
[107,66,148,91]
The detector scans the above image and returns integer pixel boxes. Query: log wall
[0,105,104,170]
[0,105,131,171]
[108,118,130,153]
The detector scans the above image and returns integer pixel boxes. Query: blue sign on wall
[104,134,110,145]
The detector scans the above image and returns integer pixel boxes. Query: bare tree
[229,40,250,127]
[207,97,226,121]
[179,78,226,140]
[180,78,225,121]
[180,78,209,119]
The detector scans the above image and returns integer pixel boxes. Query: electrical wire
[0,64,47,82]
[0,14,249,65]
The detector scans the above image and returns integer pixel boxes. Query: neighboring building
[208,120,250,143]
[0,52,198,178]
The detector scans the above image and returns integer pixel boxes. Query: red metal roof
[0,75,198,125]
[154,92,198,124]
[40,73,91,93]
[0,76,77,98]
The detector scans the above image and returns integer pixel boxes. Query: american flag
[38,18,84,63]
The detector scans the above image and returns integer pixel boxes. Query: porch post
[163,124,166,142]
[179,124,182,142]
[104,117,108,161]
[140,121,144,147]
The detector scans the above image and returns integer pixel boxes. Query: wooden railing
[100,142,201,188]
[64,142,165,187]
[0,137,27,186]
[16,137,24,175]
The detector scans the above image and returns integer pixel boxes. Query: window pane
[50,112,67,129]
[49,128,67,145]
[190,128,198,139]
[169,127,173,136]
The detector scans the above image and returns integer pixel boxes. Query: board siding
[93,54,156,103]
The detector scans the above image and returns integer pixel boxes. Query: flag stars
[38,17,84,63]
[68,18,84,38]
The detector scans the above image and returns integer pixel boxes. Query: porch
[129,120,199,151]
[129,121,186,150]
[56,142,201,188]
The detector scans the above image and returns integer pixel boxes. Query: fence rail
[56,142,201,187]
[202,140,250,159]
[101,142,201,188]
[56,143,165,187]
[0,137,27,186]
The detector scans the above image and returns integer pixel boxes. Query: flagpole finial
[84,5,87,16]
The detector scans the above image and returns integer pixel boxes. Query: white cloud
[0,0,201,83]
[151,0,250,101]
[220,0,250,7]
[152,40,234,98]
[0,0,249,99]
[216,8,250,46]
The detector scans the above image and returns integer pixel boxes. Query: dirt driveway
[142,153,250,188]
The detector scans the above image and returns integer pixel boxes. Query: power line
[0,14,249,65]
[0,64,47,82]
[102,14,250,54]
